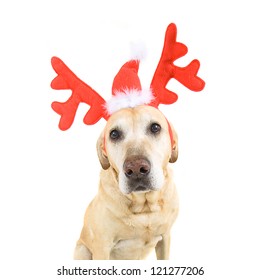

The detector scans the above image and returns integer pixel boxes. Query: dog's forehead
[106,106,167,129]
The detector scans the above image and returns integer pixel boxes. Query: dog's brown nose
[123,156,151,179]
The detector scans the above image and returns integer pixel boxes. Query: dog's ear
[96,131,110,170]
[169,124,178,163]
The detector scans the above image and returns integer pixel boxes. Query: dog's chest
[125,195,170,233]
[125,210,168,235]
[109,192,178,259]
[111,212,167,260]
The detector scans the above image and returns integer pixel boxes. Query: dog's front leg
[92,245,112,260]
[155,233,171,260]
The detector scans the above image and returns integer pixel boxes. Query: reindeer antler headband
[51,23,205,130]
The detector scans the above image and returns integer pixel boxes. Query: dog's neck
[127,191,164,214]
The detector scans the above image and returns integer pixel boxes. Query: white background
[1,0,260,279]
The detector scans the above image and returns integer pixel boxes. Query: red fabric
[150,23,205,107]
[112,60,141,94]
[166,118,174,149]
[50,23,205,131]
[51,57,108,130]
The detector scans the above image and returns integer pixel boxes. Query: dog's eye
[110,129,121,140]
[150,123,161,134]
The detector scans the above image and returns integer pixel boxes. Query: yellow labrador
[51,24,204,260]
[74,105,179,260]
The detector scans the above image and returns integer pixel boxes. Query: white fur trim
[129,41,147,61]
[105,88,154,115]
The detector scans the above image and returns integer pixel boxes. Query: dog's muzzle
[123,156,152,193]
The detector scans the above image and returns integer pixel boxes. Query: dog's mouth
[135,185,149,192]
[127,178,153,193]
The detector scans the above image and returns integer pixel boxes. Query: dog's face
[97,105,178,195]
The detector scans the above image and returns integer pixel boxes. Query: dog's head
[97,105,178,195]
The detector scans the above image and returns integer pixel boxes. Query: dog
[73,105,179,260]
[51,23,204,260]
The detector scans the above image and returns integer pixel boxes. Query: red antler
[150,23,205,107]
[51,57,108,130]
